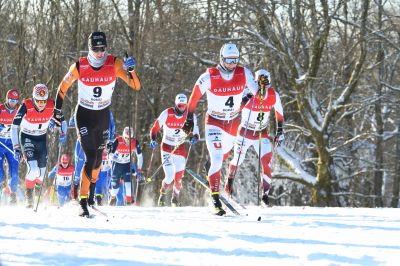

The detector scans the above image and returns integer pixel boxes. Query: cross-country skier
[226,69,284,205]
[182,43,258,215]
[150,94,199,207]
[0,89,20,205]
[11,84,67,208]
[48,154,74,207]
[109,127,143,206]
[53,31,141,217]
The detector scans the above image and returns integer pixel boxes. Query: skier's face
[91,45,106,59]
[176,103,187,113]
[7,99,18,109]
[222,57,239,71]
[34,99,47,111]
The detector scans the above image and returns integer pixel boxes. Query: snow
[1,205,399,265]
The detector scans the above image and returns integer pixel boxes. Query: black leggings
[75,105,110,181]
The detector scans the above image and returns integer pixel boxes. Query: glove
[48,118,56,130]
[181,113,194,135]
[106,140,114,154]
[149,140,157,150]
[13,146,21,161]
[123,56,136,71]
[258,74,270,88]
[190,135,198,145]
[240,93,253,109]
[59,132,67,145]
[274,126,284,147]
[137,169,144,182]
[52,108,64,127]
[69,117,75,127]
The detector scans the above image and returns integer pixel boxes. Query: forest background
[1,0,399,208]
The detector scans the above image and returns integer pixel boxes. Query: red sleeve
[187,84,203,114]
[150,120,160,140]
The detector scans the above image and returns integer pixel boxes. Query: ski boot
[224,178,235,196]
[87,183,96,207]
[171,193,180,207]
[211,194,226,216]
[158,192,167,207]
[79,198,90,217]
[73,184,79,201]
[96,195,103,206]
[25,188,34,208]
[261,194,271,207]
[9,192,17,205]
[109,196,116,206]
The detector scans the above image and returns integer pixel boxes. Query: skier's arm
[55,63,79,110]
[134,139,143,171]
[244,68,258,96]
[192,114,200,139]
[11,103,27,148]
[150,110,167,141]
[115,58,141,91]
[109,111,115,140]
[48,166,57,180]
[187,72,209,114]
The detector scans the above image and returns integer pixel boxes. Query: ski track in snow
[0,205,399,266]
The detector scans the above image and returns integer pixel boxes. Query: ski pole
[124,51,136,206]
[257,86,265,206]
[0,140,18,161]
[230,96,256,184]
[147,138,187,182]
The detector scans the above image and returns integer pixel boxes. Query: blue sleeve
[109,111,115,140]
[135,139,142,154]
[48,166,57,179]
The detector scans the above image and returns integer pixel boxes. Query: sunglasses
[92,46,106,52]
[35,99,47,104]
[8,99,18,104]
[224,58,239,64]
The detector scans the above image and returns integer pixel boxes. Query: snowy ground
[0,204,399,266]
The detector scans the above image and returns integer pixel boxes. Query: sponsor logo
[81,76,114,83]
[212,86,244,93]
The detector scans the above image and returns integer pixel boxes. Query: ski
[186,168,240,216]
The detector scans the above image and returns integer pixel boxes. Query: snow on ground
[0,204,399,266]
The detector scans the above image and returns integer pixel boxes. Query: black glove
[258,74,270,88]
[241,93,253,108]
[182,113,194,135]
[53,108,64,127]
[106,140,114,154]
[274,123,284,147]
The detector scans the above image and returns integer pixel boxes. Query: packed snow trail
[1,205,399,265]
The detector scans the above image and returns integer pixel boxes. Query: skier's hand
[52,108,64,127]
[106,140,114,154]
[48,118,56,130]
[13,146,22,161]
[258,74,270,88]
[240,93,253,110]
[137,169,144,182]
[69,116,75,127]
[59,132,67,145]
[274,130,284,147]
[190,134,198,145]
[123,56,136,71]
[182,113,194,135]
[149,140,157,150]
